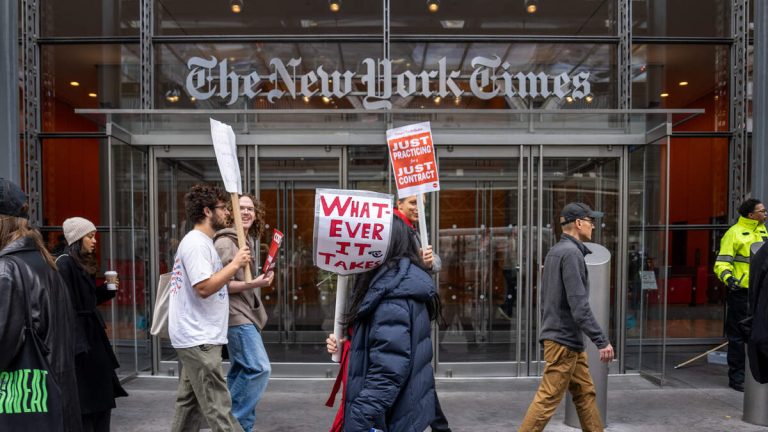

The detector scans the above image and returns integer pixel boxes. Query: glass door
[256,146,342,369]
[151,146,248,371]
[434,145,622,377]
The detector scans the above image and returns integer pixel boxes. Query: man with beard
[168,184,251,432]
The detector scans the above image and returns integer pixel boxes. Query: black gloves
[727,277,744,292]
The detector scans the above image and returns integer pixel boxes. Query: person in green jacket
[714,198,768,391]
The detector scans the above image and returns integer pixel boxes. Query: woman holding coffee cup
[57,216,128,432]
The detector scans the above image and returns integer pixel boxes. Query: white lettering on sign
[387,122,440,198]
[185,55,592,109]
[313,189,394,276]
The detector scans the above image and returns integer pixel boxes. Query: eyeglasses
[754,209,767,214]
[240,207,255,213]
[212,204,229,211]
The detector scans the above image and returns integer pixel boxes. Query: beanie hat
[63,217,97,245]
[0,178,29,219]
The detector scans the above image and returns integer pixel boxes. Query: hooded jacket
[344,258,437,432]
[0,236,82,431]
[714,216,768,288]
[213,227,267,329]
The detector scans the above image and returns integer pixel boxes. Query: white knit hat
[63,217,97,245]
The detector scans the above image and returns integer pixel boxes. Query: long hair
[0,215,57,270]
[63,238,99,275]
[343,216,441,326]
[226,194,266,240]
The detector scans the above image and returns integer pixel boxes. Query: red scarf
[393,208,415,229]
[326,331,352,432]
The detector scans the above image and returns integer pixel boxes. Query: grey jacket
[213,228,268,329]
[539,234,608,352]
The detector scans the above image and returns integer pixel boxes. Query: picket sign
[386,121,440,246]
[210,118,252,282]
[313,189,394,361]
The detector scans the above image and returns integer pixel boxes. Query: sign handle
[331,275,350,362]
[230,192,253,282]
[417,194,429,247]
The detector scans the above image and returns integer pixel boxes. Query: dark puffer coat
[344,258,437,432]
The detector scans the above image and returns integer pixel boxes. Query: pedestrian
[713,198,768,392]
[393,194,451,431]
[57,216,128,431]
[168,184,251,432]
[326,215,441,432]
[213,194,275,432]
[395,194,441,271]
[0,178,82,431]
[518,202,614,432]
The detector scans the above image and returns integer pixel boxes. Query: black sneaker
[729,381,744,392]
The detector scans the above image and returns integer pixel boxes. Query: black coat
[344,258,437,432]
[57,253,128,414]
[0,237,82,431]
[748,242,768,383]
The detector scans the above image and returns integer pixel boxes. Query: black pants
[725,288,749,385]
[82,410,111,432]
[431,395,451,432]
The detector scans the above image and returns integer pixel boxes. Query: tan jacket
[214,228,268,329]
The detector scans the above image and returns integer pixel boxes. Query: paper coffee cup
[105,270,118,291]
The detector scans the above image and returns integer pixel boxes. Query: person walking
[518,202,614,432]
[214,194,275,432]
[326,216,441,432]
[169,184,251,432]
[57,216,128,432]
[714,198,768,392]
[0,178,82,431]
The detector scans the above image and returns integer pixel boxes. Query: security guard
[714,198,768,391]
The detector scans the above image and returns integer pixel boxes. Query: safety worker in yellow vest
[714,198,768,392]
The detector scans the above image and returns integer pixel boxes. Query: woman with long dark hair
[0,179,81,431]
[57,217,127,432]
[326,216,441,432]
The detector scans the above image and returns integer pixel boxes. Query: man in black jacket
[0,178,82,431]
[519,202,614,432]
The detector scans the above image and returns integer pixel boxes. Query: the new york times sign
[185,55,591,109]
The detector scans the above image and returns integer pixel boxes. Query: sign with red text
[386,121,440,198]
[263,229,283,274]
[313,189,393,275]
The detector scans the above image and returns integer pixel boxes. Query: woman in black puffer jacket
[329,216,441,432]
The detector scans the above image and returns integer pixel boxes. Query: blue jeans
[227,324,271,432]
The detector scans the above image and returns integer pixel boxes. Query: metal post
[729,0,749,218]
[743,242,768,426]
[565,243,611,428]
[0,0,19,181]
[753,0,768,201]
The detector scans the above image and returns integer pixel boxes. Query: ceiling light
[679,81,689,86]
[303,96,310,103]
[525,0,538,14]
[566,96,574,103]
[454,96,461,105]
[230,0,243,13]
[660,92,669,98]
[329,0,341,12]
[69,81,80,87]
[585,95,593,103]
[427,0,439,13]
[165,88,180,103]
[87,92,97,98]
[440,20,465,29]
[322,96,331,104]
[190,96,196,102]
[434,96,442,104]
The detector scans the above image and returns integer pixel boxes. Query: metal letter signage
[185,55,592,109]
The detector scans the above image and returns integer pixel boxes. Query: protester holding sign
[326,216,441,432]
[395,194,441,272]
[213,194,275,432]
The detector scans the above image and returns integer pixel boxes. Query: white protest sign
[313,189,394,276]
[386,121,440,199]
[210,118,242,194]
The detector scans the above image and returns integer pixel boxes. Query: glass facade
[20,0,748,380]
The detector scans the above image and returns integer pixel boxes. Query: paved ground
[112,352,768,432]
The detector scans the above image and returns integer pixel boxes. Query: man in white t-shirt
[169,184,251,432]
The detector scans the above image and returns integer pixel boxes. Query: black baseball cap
[561,202,603,225]
[0,178,29,219]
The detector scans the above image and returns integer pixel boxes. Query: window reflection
[391,0,615,36]
[632,0,730,37]
[41,0,140,37]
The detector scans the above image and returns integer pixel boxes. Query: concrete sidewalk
[112,371,766,431]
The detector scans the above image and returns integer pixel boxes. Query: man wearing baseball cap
[519,202,613,432]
